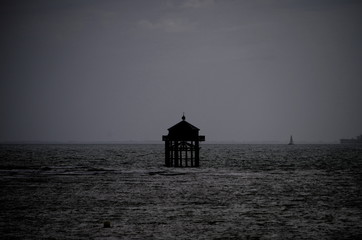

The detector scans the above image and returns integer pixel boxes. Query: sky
[1,0,362,143]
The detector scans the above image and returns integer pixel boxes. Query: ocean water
[0,144,361,239]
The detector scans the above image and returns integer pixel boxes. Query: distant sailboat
[288,135,294,145]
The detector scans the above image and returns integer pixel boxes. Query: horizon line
[0,139,340,144]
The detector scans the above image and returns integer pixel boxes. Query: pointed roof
[168,115,199,132]
[163,114,204,141]
[168,120,200,132]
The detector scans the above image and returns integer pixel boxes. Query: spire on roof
[182,113,185,121]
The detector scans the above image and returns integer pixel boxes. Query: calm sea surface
[0,144,361,239]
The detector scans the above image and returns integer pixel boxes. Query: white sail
[288,135,294,145]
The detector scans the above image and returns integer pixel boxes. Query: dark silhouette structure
[340,134,362,144]
[162,115,205,167]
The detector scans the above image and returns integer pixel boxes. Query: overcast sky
[1,0,362,143]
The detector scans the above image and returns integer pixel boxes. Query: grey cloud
[166,0,215,9]
[182,0,215,8]
[138,18,196,32]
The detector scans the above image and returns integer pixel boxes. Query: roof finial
[182,112,185,121]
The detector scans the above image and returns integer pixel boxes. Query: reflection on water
[0,144,361,239]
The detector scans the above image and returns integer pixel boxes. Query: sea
[0,144,361,240]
